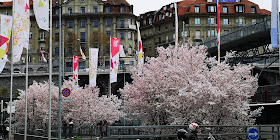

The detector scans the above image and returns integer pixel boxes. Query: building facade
[139,0,271,57]
[0,0,137,74]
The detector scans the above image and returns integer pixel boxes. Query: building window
[55,33,59,42]
[236,17,245,25]
[55,47,59,55]
[223,19,229,25]
[195,6,200,13]
[3,10,8,15]
[166,12,169,17]
[252,19,257,24]
[68,21,73,28]
[207,5,216,13]
[251,6,256,13]
[165,35,168,42]
[94,6,98,13]
[120,32,125,39]
[67,47,73,55]
[93,20,98,27]
[235,5,244,13]
[80,32,85,42]
[159,14,162,20]
[208,29,215,37]
[81,0,85,2]
[128,32,132,40]
[81,20,86,28]
[223,6,228,13]
[40,31,46,40]
[56,9,59,14]
[195,30,200,38]
[158,25,161,31]
[68,7,72,14]
[120,19,125,28]
[208,17,215,24]
[207,0,213,2]
[67,33,73,43]
[55,21,59,28]
[81,7,85,13]
[30,21,32,27]
[106,19,111,27]
[28,55,32,62]
[120,7,125,13]
[29,32,32,39]
[128,19,132,25]
[106,7,111,13]
[106,31,111,37]
[195,18,200,25]
[30,9,33,16]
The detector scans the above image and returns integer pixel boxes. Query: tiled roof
[104,0,130,6]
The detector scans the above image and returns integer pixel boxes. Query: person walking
[62,119,68,139]
[68,118,74,139]
[187,123,199,140]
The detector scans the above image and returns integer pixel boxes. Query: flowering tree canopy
[121,44,262,126]
[14,79,122,129]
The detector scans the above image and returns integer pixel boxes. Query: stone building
[138,0,271,57]
[0,0,137,73]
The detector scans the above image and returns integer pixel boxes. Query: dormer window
[207,0,213,2]
[251,6,256,13]
[159,14,162,20]
[68,7,72,14]
[166,12,169,17]
[120,7,125,13]
[195,6,200,13]
[170,4,174,8]
[163,6,167,10]
[235,4,244,13]
[106,7,111,13]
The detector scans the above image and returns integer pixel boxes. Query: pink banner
[73,56,79,82]
[110,38,120,83]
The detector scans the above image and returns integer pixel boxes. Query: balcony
[193,35,204,41]
[116,24,137,30]
[38,38,46,42]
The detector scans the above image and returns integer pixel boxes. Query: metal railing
[199,17,271,49]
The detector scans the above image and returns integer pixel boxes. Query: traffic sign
[62,88,71,97]
[248,127,259,140]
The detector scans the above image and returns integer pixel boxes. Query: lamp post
[32,98,36,134]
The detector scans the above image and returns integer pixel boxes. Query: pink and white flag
[0,15,12,73]
[73,56,79,83]
[110,38,120,83]
[89,48,98,87]
[80,46,86,60]
[12,0,30,63]
[136,22,144,65]
[40,49,47,62]
[33,0,49,30]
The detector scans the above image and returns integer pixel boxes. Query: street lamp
[33,98,36,134]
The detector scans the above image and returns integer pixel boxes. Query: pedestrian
[62,119,68,139]
[187,123,199,140]
[68,118,74,139]
[97,120,103,137]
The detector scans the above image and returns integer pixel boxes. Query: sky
[126,0,273,16]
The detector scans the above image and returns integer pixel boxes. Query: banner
[80,46,86,60]
[33,0,49,30]
[89,48,98,87]
[0,15,12,73]
[119,45,126,57]
[13,0,30,63]
[136,22,144,65]
[110,38,120,83]
[0,0,12,2]
[73,56,79,83]
[271,0,278,48]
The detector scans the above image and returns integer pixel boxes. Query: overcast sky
[126,0,274,16]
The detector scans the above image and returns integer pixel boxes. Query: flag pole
[24,33,29,140]
[48,0,53,138]
[58,0,62,136]
[174,1,178,48]
[9,0,15,139]
[182,21,185,46]
[62,30,64,79]
[217,0,221,63]
[109,36,111,96]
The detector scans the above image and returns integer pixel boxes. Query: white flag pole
[174,1,178,48]
[24,34,29,140]
[9,0,15,139]
[48,0,52,138]
[109,36,111,96]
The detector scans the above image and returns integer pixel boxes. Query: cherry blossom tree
[120,43,262,126]
[14,79,122,130]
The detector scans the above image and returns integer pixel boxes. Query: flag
[110,38,120,83]
[271,0,278,48]
[217,1,221,61]
[119,45,126,57]
[80,46,86,60]
[174,2,178,48]
[40,49,47,62]
[0,0,12,2]
[33,0,49,30]
[136,22,144,65]
[0,15,12,73]
[89,48,98,87]
[73,56,79,83]
[12,0,30,63]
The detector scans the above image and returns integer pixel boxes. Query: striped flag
[271,0,278,48]
[80,46,86,60]
[40,49,47,62]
